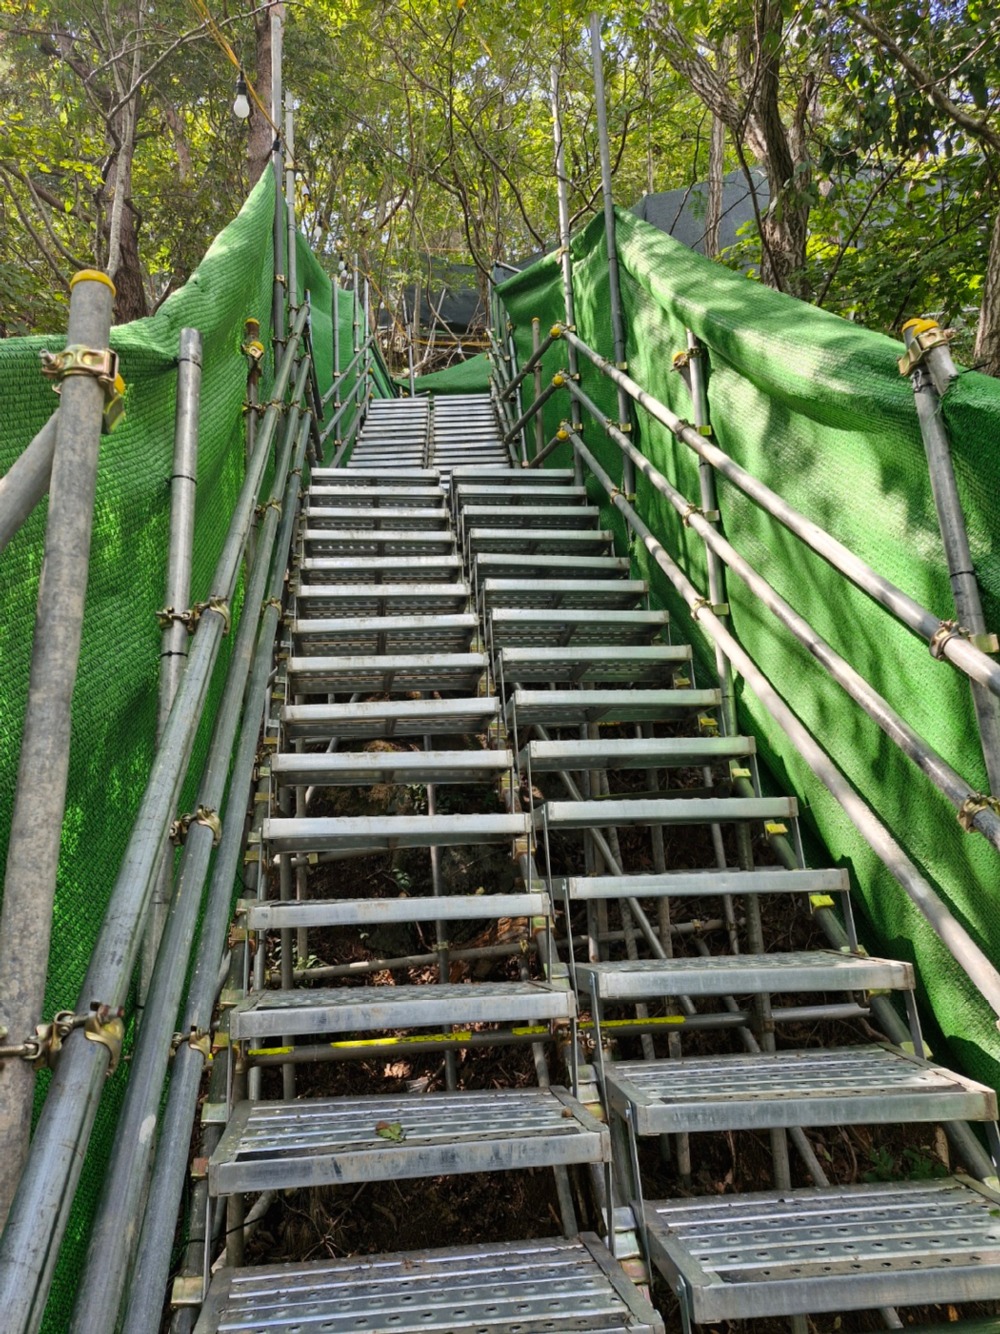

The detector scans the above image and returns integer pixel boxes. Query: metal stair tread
[264,812,531,853]
[300,529,456,556]
[508,686,720,724]
[239,890,549,929]
[466,527,614,555]
[295,581,469,613]
[451,465,579,483]
[282,696,497,740]
[481,579,648,610]
[289,612,477,655]
[270,749,512,787]
[193,1233,664,1333]
[537,795,795,831]
[300,506,449,527]
[310,467,440,486]
[209,1087,609,1194]
[306,485,445,507]
[460,505,602,529]
[561,867,849,899]
[607,1045,997,1134]
[475,553,631,580]
[489,609,669,647]
[454,484,590,504]
[230,979,576,1039]
[299,555,463,581]
[642,1176,1000,1322]
[286,651,485,694]
[523,734,753,771]
[577,950,915,1000]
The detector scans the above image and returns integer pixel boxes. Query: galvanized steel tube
[559,326,1000,701]
[0,412,57,555]
[564,374,1000,850]
[122,410,310,1334]
[0,270,114,1226]
[69,361,309,1333]
[565,423,1000,1027]
[0,305,309,1334]
[142,327,202,1001]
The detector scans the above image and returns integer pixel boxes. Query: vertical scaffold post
[531,318,545,463]
[270,4,286,350]
[332,266,342,405]
[0,268,115,1227]
[902,318,1000,795]
[550,64,584,486]
[142,326,202,1003]
[679,330,737,737]
[284,89,297,313]
[589,13,634,498]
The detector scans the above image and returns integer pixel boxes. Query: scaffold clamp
[39,344,126,432]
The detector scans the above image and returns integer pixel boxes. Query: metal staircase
[195,394,1000,1332]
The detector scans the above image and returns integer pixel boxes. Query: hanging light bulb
[233,71,251,121]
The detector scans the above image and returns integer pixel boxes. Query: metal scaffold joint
[39,342,126,433]
[170,805,223,847]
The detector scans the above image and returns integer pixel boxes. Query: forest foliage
[1,0,999,370]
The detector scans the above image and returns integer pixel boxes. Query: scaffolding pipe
[284,90,297,313]
[123,440,306,1331]
[531,320,545,462]
[903,322,1000,795]
[0,270,115,1228]
[270,5,285,347]
[142,327,202,1003]
[332,272,341,399]
[70,366,309,1334]
[500,327,559,403]
[564,423,1000,1029]
[588,12,634,498]
[557,325,1000,702]
[0,305,310,1334]
[549,67,583,448]
[502,380,559,445]
[563,373,1000,851]
[0,412,57,555]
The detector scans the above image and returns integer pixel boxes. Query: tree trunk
[104,97,149,323]
[248,5,274,186]
[706,113,725,257]
[975,207,1000,376]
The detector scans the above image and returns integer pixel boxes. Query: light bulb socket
[233,70,250,120]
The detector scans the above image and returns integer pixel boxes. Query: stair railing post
[0,268,115,1229]
[141,327,202,1004]
[902,318,1000,795]
[531,318,544,464]
[284,89,297,314]
[589,13,634,498]
[550,64,584,486]
[270,3,286,349]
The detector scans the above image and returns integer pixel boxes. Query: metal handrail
[557,323,1000,703]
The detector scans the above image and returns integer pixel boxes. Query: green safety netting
[499,206,1000,1096]
[393,351,492,396]
[0,170,387,1327]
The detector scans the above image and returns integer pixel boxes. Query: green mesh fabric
[394,351,493,395]
[0,172,283,1328]
[499,206,1000,1095]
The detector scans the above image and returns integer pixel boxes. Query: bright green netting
[0,170,292,1328]
[499,207,1000,1094]
[393,351,493,395]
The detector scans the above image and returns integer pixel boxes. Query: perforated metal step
[294,581,469,618]
[523,734,750,771]
[509,687,719,726]
[311,467,441,487]
[642,1177,1000,1323]
[307,485,445,509]
[481,579,647,611]
[607,1045,997,1134]
[301,505,449,530]
[466,527,614,556]
[270,748,512,788]
[281,696,496,741]
[537,796,795,832]
[264,812,530,854]
[299,554,463,583]
[462,504,602,530]
[289,612,477,656]
[286,651,486,695]
[577,950,915,1002]
[240,890,549,930]
[194,1234,664,1334]
[501,645,690,687]
[300,528,456,557]
[209,1087,608,1194]
[561,867,849,900]
[489,609,669,648]
[230,979,575,1040]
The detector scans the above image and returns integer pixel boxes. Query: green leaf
[375,1120,405,1142]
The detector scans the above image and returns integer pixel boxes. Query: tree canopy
[1,0,999,369]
